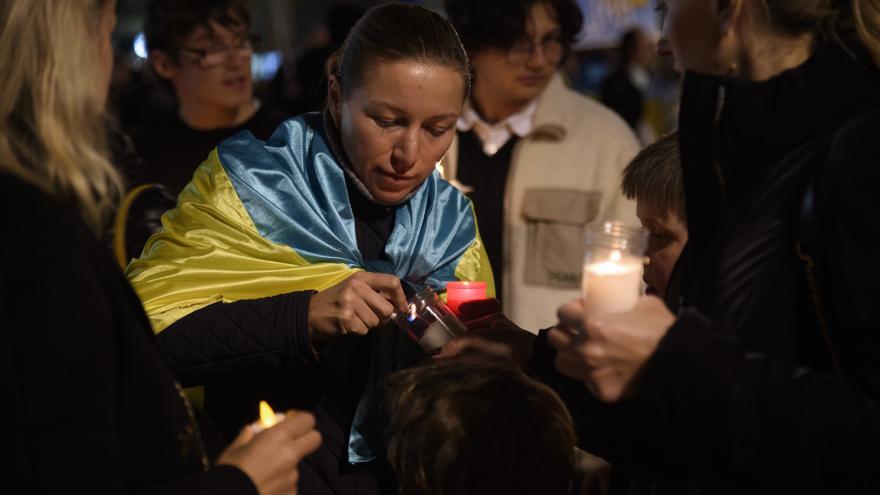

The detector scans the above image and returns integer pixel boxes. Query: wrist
[293,290,320,363]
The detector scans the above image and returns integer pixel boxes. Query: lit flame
[259,401,277,428]
[610,250,622,262]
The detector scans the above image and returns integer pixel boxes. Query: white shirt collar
[456,99,539,156]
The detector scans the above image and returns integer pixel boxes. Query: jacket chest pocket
[522,189,602,289]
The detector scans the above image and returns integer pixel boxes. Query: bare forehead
[526,2,561,37]
[350,60,466,113]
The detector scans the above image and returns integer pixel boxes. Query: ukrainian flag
[125,112,493,334]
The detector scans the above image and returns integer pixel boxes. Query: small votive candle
[582,222,648,314]
[445,281,487,317]
[394,286,468,352]
[251,400,285,433]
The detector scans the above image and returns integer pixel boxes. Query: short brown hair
[621,131,686,222]
[144,0,250,61]
[445,0,584,62]
[381,353,576,495]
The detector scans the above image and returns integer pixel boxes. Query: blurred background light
[251,50,283,82]
[133,32,147,59]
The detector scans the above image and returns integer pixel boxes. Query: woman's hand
[217,411,322,495]
[308,272,408,340]
[548,296,675,402]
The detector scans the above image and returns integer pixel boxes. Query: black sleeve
[532,330,630,457]
[157,291,318,387]
[1,181,260,495]
[531,330,611,452]
[135,465,257,495]
[628,307,880,490]
[531,330,688,484]
[5,195,127,493]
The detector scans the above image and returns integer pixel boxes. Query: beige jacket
[441,73,640,331]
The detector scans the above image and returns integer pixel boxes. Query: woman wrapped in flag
[125,4,492,493]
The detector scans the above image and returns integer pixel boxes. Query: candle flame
[610,250,622,262]
[259,401,277,428]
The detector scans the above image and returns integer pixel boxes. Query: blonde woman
[0,1,319,493]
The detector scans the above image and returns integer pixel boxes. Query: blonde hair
[855,0,880,66]
[0,0,122,232]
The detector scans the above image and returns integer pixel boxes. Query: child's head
[381,353,576,495]
[144,0,253,118]
[622,131,687,299]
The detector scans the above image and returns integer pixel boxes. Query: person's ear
[149,50,177,80]
[327,75,342,124]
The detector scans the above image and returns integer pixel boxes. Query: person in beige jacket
[444,0,640,330]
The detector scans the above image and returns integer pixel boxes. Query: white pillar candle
[582,250,643,313]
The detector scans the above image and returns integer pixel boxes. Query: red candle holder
[445,281,487,317]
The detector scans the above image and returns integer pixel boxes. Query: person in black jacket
[544,0,880,493]
[0,1,320,493]
[131,0,289,197]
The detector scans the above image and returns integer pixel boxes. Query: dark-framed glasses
[507,34,564,66]
[178,34,260,69]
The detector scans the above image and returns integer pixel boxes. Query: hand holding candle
[218,402,322,495]
[550,296,675,402]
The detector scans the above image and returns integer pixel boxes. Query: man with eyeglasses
[132,0,287,197]
[443,0,640,331]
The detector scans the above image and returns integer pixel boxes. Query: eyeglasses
[506,35,564,66]
[177,34,260,69]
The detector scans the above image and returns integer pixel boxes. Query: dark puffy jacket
[536,42,880,494]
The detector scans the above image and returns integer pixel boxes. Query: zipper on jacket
[712,83,728,206]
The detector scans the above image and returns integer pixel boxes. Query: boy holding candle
[445,133,684,334]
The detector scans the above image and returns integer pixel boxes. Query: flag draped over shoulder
[125,113,494,334]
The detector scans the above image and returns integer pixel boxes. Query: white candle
[582,251,643,313]
[417,315,468,352]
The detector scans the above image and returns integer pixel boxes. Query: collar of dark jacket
[678,40,880,239]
